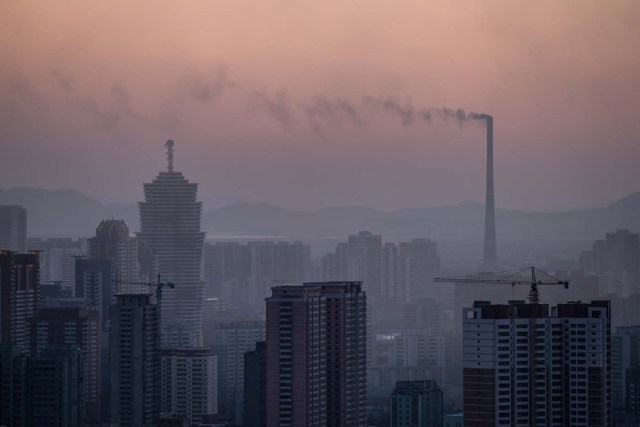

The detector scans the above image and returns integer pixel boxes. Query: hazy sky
[1,1,639,211]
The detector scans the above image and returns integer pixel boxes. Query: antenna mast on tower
[165,139,175,172]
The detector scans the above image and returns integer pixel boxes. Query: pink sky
[1,1,639,211]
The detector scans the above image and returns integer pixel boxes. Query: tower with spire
[137,140,205,347]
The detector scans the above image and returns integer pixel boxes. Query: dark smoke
[50,69,74,92]
[249,90,295,125]
[302,95,362,133]
[189,67,235,103]
[300,96,488,131]
[435,107,491,124]
[363,96,416,126]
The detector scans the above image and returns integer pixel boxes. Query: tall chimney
[483,116,497,270]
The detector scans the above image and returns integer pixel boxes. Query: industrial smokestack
[483,116,497,270]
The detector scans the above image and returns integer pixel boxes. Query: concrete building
[160,347,217,426]
[244,341,266,427]
[137,140,205,347]
[29,307,101,419]
[89,219,141,290]
[31,344,85,427]
[309,281,367,427]
[110,293,158,427]
[75,256,115,419]
[89,219,129,260]
[0,345,30,426]
[625,367,640,425]
[0,344,85,427]
[382,242,400,300]
[266,285,327,427]
[580,229,640,297]
[390,380,443,427]
[211,320,266,424]
[0,205,26,252]
[203,240,311,304]
[463,300,611,427]
[444,412,463,427]
[321,231,382,301]
[266,281,367,427]
[75,258,115,333]
[612,325,640,425]
[27,237,87,293]
[398,238,440,300]
[0,251,39,348]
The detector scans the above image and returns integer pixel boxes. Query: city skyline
[0,2,638,426]
[2,2,640,211]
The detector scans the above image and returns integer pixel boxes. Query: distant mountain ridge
[3,186,640,240]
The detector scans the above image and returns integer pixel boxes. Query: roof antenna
[165,139,175,172]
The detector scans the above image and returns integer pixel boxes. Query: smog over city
[1,2,640,426]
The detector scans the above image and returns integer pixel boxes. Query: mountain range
[2,186,640,240]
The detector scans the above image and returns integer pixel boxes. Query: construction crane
[434,266,569,304]
[435,267,568,427]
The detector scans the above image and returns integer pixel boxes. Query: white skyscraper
[137,140,205,347]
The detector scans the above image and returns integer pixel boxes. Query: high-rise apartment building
[31,344,85,427]
[0,345,30,426]
[110,293,159,427]
[75,258,115,333]
[399,238,440,300]
[612,325,640,425]
[625,367,640,425]
[390,380,443,427]
[212,320,266,424]
[89,219,141,290]
[322,234,440,303]
[403,297,442,335]
[313,281,367,427]
[266,281,367,427]
[29,307,100,419]
[75,256,115,418]
[463,300,611,427]
[27,237,87,292]
[321,232,382,301]
[383,242,400,300]
[0,343,85,426]
[0,251,39,348]
[137,141,205,347]
[266,285,327,427]
[580,229,640,297]
[244,341,266,427]
[203,240,311,304]
[160,347,217,425]
[89,219,129,260]
[0,205,26,252]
